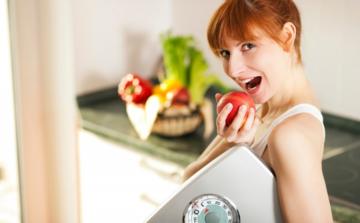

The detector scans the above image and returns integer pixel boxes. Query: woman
[182,0,333,222]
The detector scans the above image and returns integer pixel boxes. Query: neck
[261,64,316,120]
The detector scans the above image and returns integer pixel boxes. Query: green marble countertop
[79,98,213,167]
[78,87,360,223]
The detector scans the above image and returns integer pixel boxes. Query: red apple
[216,91,255,127]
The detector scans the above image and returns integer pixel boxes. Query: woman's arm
[182,135,234,181]
[182,93,260,181]
[268,114,333,223]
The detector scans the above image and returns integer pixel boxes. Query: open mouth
[245,76,262,92]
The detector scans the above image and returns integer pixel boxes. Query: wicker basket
[126,97,213,140]
[152,108,203,137]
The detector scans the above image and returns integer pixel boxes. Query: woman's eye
[241,43,255,51]
[219,49,230,59]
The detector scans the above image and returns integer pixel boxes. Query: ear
[280,22,296,52]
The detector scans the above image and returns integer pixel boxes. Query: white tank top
[251,103,325,157]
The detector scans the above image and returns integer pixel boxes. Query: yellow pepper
[153,79,183,104]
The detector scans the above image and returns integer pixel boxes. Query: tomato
[118,73,153,104]
[216,91,255,127]
[169,87,190,105]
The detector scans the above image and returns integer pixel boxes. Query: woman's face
[220,30,290,104]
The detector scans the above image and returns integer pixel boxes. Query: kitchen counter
[79,97,212,167]
[78,87,360,223]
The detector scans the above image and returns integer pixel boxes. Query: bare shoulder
[267,113,325,173]
[266,114,334,221]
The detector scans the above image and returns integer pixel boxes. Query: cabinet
[79,130,184,223]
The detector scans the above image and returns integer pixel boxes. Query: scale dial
[183,194,240,223]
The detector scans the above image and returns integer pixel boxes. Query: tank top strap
[251,103,325,157]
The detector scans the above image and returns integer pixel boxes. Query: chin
[253,92,272,105]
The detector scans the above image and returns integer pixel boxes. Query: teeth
[241,77,255,84]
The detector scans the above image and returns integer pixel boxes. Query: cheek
[248,48,286,98]
[256,47,285,81]
[246,52,272,80]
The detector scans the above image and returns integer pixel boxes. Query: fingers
[215,93,222,102]
[234,113,261,144]
[253,115,261,128]
[243,108,255,131]
[216,103,232,136]
[218,106,260,144]
[232,108,255,143]
[225,105,247,141]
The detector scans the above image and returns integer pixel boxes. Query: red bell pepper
[118,73,153,104]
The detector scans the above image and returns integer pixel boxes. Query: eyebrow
[236,41,243,47]
[221,41,246,50]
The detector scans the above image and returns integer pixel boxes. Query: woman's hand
[215,93,261,145]
[182,93,262,182]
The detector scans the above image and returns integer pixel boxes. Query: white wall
[297,0,360,120]
[73,0,172,95]
[171,0,233,88]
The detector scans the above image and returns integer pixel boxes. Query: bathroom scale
[146,145,283,223]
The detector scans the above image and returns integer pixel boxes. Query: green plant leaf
[160,32,229,104]
[161,33,193,86]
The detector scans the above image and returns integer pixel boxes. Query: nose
[227,52,246,78]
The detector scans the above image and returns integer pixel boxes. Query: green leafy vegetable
[160,32,229,104]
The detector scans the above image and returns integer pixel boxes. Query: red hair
[208,0,302,63]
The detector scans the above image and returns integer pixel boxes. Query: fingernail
[240,105,247,111]
[227,104,233,109]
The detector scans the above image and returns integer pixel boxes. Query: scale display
[183,194,240,223]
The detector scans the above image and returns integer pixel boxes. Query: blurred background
[1,0,360,222]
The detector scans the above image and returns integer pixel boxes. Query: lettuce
[160,33,229,104]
